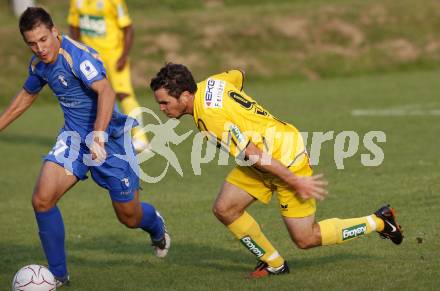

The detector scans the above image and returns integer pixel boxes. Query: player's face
[22,24,60,64]
[153,88,187,119]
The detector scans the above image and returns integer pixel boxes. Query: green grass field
[1,0,439,289]
[1,69,439,290]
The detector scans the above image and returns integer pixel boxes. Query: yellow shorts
[226,154,316,218]
[99,50,135,96]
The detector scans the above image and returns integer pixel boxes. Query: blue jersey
[23,35,131,138]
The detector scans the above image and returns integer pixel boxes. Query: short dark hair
[150,63,197,98]
[19,7,54,35]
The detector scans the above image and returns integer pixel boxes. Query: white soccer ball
[12,264,56,291]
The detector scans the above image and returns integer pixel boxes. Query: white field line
[351,109,440,116]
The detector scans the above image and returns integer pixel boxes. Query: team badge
[121,178,130,188]
[58,74,68,87]
[80,60,98,80]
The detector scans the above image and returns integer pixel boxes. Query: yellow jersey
[193,70,306,168]
[67,0,132,52]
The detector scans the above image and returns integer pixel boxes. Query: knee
[118,214,140,229]
[293,227,321,249]
[32,192,56,212]
[212,203,229,221]
[114,200,143,228]
[212,203,242,225]
[294,238,316,250]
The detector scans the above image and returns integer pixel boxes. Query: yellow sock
[318,215,384,245]
[373,214,385,232]
[227,212,284,268]
[120,95,149,143]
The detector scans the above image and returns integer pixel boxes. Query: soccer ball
[12,264,56,291]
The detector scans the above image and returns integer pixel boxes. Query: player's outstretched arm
[0,89,38,132]
[244,142,328,201]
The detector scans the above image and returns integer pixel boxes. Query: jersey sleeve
[23,59,46,94]
[210,70,245,91]
[67,0,80,27]
[112,0,132,28]
[72,50,107,89]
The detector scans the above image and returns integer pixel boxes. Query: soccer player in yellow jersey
[150,63,404,278]
[67,0,149,152]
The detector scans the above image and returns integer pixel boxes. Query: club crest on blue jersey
[58,74,68,87]
[121,177,130,188]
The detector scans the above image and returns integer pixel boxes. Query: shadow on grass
[0,234,379,280]
[66,235,251,272]
[288,252,377,269]
[0,133,54,147]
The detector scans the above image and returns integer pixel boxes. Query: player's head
[19,7,60,64]
[150,63,197,118]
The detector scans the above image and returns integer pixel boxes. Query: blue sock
[139,202,164,241]
[35,206,67,278]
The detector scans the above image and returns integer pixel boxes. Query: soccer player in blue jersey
[0,7,170,287]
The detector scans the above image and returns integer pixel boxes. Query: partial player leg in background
[102,50,150,152]
[118,92,150,152]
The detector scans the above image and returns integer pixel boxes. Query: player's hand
[116,55,128,71]
[90,133,107,163]
[291,174,328,201]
